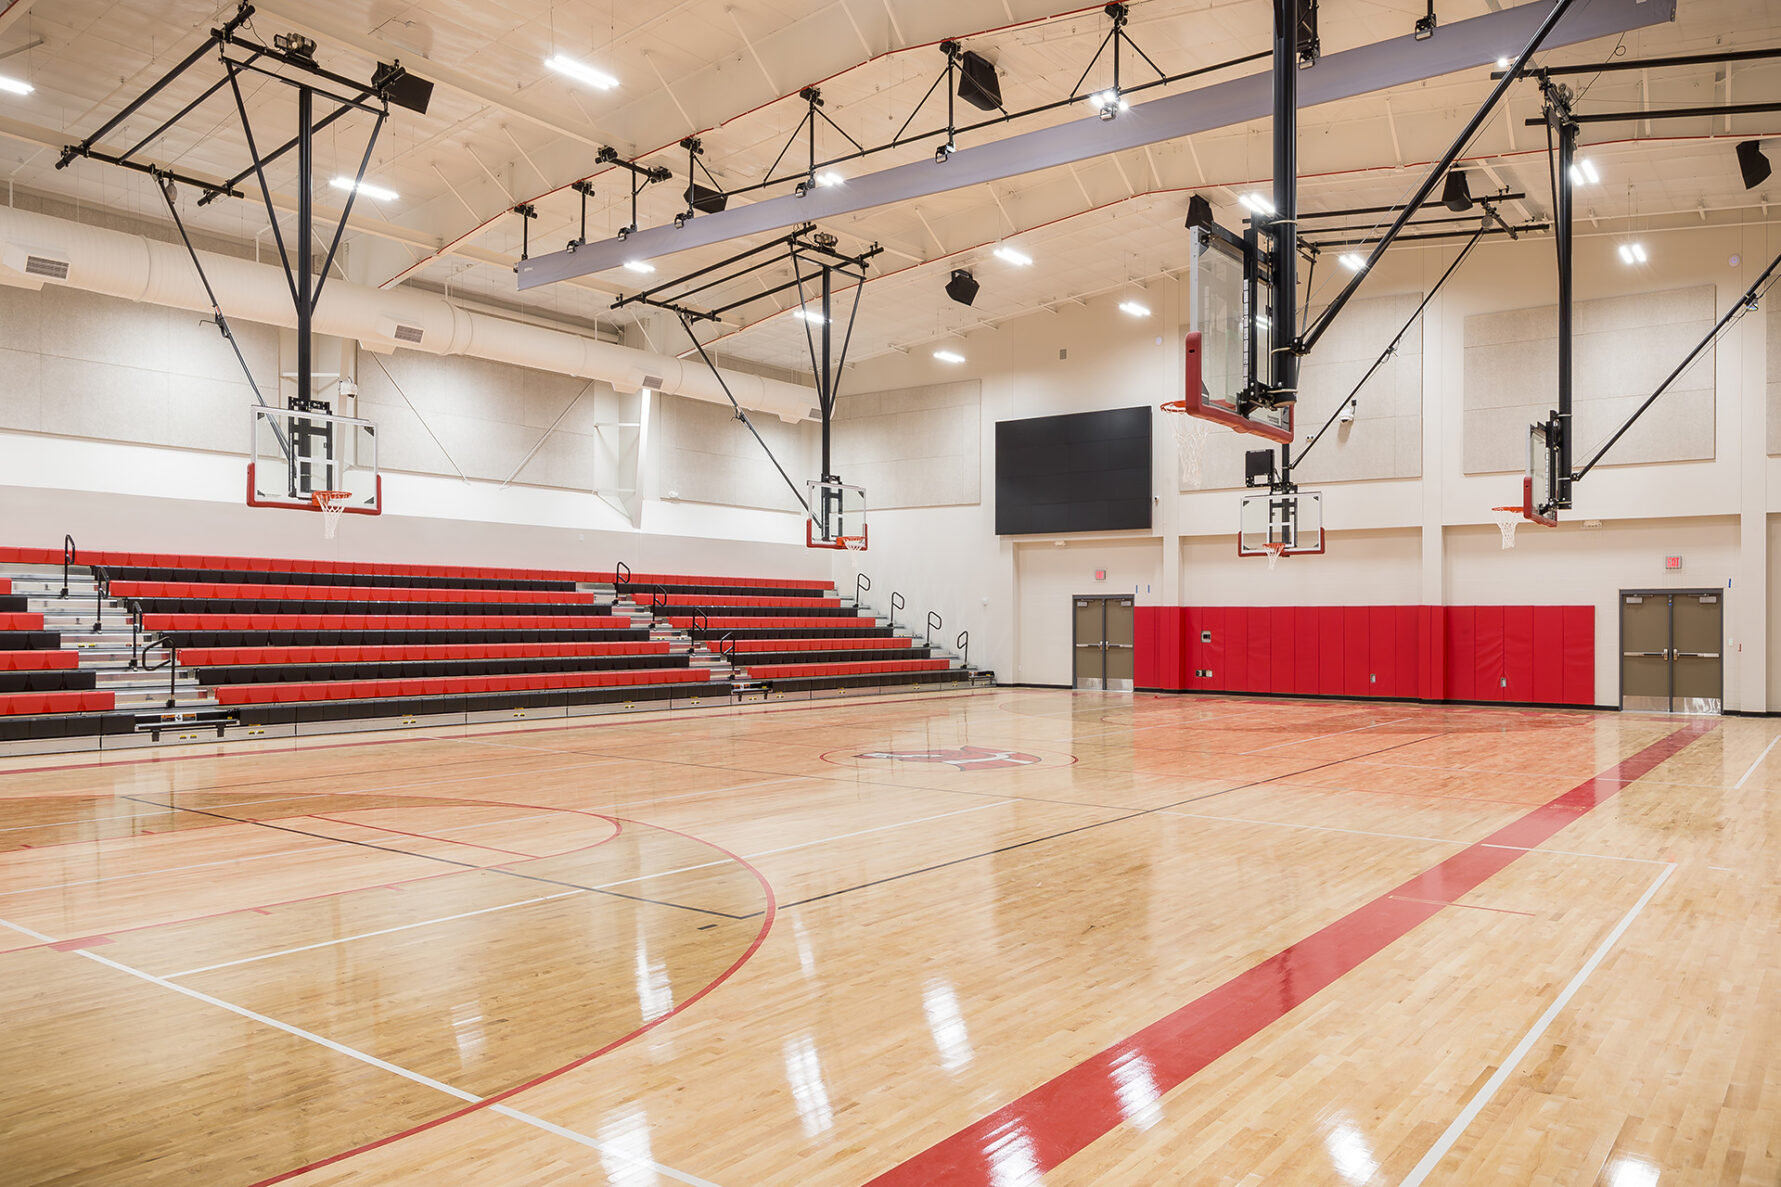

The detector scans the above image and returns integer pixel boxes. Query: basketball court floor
[1,689,1774,1185]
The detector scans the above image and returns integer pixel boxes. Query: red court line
[247,814,776,1187]
[861,720,1711,1187]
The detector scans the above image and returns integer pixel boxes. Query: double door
[1620,590,1722,715]
[1074,596,1135,691]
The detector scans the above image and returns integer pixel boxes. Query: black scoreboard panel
[994,406,1152,535]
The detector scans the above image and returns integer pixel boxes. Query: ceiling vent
[391,324,424,344]
[1,243,71,289]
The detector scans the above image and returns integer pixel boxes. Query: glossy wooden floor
[0,690,1775,1186]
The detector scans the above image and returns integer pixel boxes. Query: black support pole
[1553,97,1576,508]
[820,264,835,484]
[1273,0,1299,406]
[297,86,314,410]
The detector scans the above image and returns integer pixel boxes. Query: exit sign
[1093,569,1107,582]
[1664,555,1683,571]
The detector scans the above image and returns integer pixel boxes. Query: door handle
[1074,643,1101,648]
[1674,651,1720,659]
[1622,651,1667,658]
[1105,643,1134,649]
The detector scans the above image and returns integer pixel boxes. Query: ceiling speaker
[686,183,728,214]
[945,268,979,306]
[1737,139,1771,190]
[374,62,433,115]
[958,50,1002,112]
[1184,194,1214,230]
[1440,170,1473,212]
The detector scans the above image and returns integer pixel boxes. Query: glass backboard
[248,403,381,515]
[1187,228,1292,444]
[1239,489,1324,556]
[806,479,867,550]
[1524,418,1558,526]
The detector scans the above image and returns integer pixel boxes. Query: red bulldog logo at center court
[855,745,1041,771]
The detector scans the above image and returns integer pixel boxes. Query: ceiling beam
[519,0,1675,290]
[249,0,605,149]
[0,0,34,41]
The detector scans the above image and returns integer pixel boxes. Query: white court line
[53,941,721,1184]
[164,890,583,979]
[1161,811,1670,866]
[1734,733,1781,790]
[1397,862,1677,1186]
[488,1104,725,1187]
[159,799,1022,975]
[742,799,1015,859]
[1241,717,1418,755]
[75,947,478,1102]
[0,843,341,898]
[0,914,52,942]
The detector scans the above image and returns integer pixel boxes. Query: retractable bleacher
[0,545,985,754]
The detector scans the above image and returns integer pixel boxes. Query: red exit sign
[1664,555,1683,571]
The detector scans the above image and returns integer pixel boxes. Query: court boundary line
[1158,809,1670,866]
[857,720,1711,1186]
[1396,861,1677,1185]
[1733,732,1781,789]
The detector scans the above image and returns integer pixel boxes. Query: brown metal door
[1073,598,1105,690]
[1105,598,1135,692]
[1670,593,1722,715]
[1620,590,1723,715]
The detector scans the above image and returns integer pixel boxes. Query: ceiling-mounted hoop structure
[1238,489,1324,558]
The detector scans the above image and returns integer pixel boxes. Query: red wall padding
[1137,603,1595,707]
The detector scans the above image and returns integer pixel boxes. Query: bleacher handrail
[957,630,969,669]
[855,573,871,606]
[90,564,109,634]
[889,591,904,629]
[926,610,942,646]
[142,634,178,708]
[615,560,632,586]
[61,534,76,598]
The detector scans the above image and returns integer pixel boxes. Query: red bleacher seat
[0,651,80,671]
[209,666,709,706]
[0,613,45,631]
[141,613,637,632]
[0,690,114,716]
[743,659,951,680]
[178,640,670,667]
[728,637,913,653]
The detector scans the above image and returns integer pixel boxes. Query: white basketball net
[1168,410,1215,489]
[842,536,866,551]
[314,491,351,540]
[1264,542,1287,572]
[1493,507,1522,550]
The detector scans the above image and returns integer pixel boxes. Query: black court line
[755,733,1447,915]
[120,795,750,921]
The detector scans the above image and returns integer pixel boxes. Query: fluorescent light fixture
[814,170,844,187]
[0,74,32,96]
[792,308,826,323]
[1339,252,1367,272]
[545,54,618,90]
[1118,300,1151,318]
[1618,242,1647,265]
[1568,158,1600,185]
[623,260,655,274]
[933,349,966,364]
[1238,192,1277,215]
[993,245,1032,267]
[330,177,398,202]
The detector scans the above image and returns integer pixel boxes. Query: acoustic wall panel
[995,406,1152,534]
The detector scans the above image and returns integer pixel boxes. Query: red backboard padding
[1135,603,1596,707]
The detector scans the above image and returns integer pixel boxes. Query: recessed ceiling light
[993,245,1032,267]
[1339,252,1367,272]
[0,74,32,97]
[545,54,619,90]
[330,177,397,202]
[1568,158,1600,185]
[815,170,844,187]
[624,260,655,274]
[933,349,966,364]
[1118,300,1151,318]
[1238,192,1277,215]
[792,308,826,323]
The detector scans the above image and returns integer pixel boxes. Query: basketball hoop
[1160,399,1214,489]
[1491,506,1523,550]
[313,490,351,539]
[839,535,866,552]
[1262,541,1288,571]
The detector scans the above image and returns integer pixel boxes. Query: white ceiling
[0,0,1778,379]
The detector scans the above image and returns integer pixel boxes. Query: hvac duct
[0,205,818,423]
